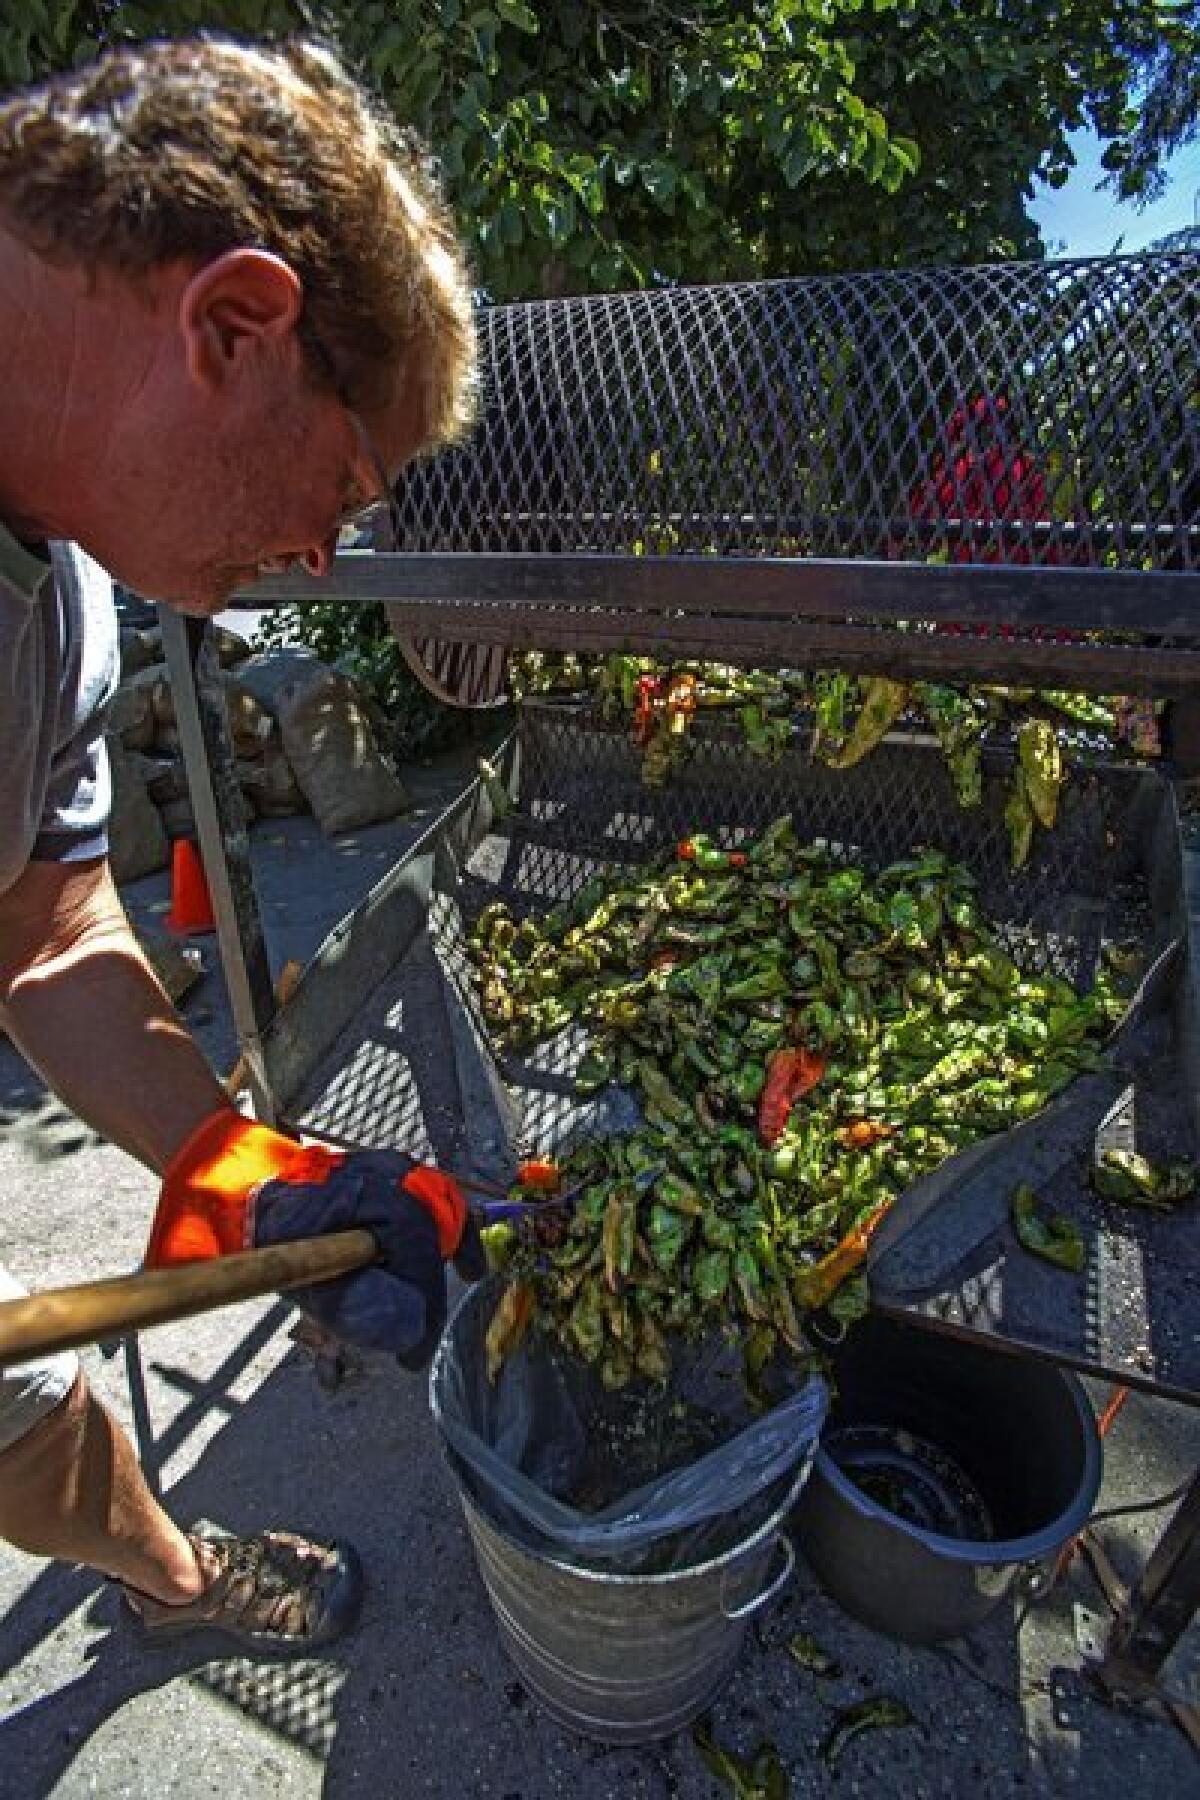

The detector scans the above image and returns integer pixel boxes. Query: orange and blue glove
[145,1110,478,1369]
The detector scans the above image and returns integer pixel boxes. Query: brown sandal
[123,1529,363,1649]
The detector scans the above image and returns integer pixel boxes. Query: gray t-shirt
[0,524,119,896]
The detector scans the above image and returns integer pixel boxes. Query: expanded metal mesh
[457,706,1156,996]
[396,257,1198,571]
[436,705,1169,1186]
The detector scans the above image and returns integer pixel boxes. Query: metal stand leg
[97,1331,161,1498]
[108,607,287,1481]
[1167,694,1200,778]
[160,611,278,1120]
[122,1335,162,1502]
[1098,1469,1200,1742]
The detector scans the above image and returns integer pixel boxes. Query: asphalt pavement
[1,747,1198,1799]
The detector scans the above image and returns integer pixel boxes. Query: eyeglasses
[304,330,404,553]
[339,409,405,552]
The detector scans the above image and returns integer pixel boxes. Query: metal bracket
[1099,1473,1200,1690]
[1077,1527,1131,1615]
[1064,1476,1200,1753]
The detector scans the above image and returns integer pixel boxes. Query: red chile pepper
[516,1158,562,1192]
[758,1047,827,1146]
[759,1050,801,1146]
[634,675,662,746]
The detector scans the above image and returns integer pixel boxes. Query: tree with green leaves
[0,3,1184,295]
[1104,0,1198,204]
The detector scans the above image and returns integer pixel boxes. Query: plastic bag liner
[430,1279,828,1576]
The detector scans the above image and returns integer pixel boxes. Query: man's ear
[179,249,304,394]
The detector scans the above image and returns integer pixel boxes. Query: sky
[1029,128,1200,256]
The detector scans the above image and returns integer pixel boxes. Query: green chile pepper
[1012,1184,1086,1272]
[730,1061,767,1105]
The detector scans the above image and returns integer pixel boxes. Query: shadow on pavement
[2,1318,1197,1798]
[0,1054,104,1159]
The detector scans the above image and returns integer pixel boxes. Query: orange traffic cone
[166,838,216,934]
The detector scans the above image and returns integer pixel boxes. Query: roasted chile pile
[469,817,1124,1390]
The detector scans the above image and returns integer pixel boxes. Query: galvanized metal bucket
[455,1466,805,1744]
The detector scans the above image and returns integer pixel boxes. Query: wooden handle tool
[0,1229,377,1368]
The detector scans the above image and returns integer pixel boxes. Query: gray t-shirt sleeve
[31,545,120,866]
[0,536,120,894]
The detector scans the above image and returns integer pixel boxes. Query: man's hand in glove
[145,1110,479,1368]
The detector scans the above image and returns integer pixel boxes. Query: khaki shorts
[0,1266,78,1453]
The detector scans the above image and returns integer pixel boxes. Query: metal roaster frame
[159,255,1199,1728]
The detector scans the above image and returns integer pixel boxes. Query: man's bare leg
[0,1372,206,1603]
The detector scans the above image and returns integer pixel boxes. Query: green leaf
[680,169,708,208]
[863,129,889,183]
[642,161,678,205]
[55,2,81,50]
[890,135,921,176]
[782,137,816,189]
[496,0,538,32]
[669,64,692,107]
[562,159,607,217]
[439,133,466,180]
[543,194,576,247]
[588,248,627,288]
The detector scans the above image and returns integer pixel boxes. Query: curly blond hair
[0,35,477,449]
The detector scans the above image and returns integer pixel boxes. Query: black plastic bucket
[792,1315,1101,1643]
